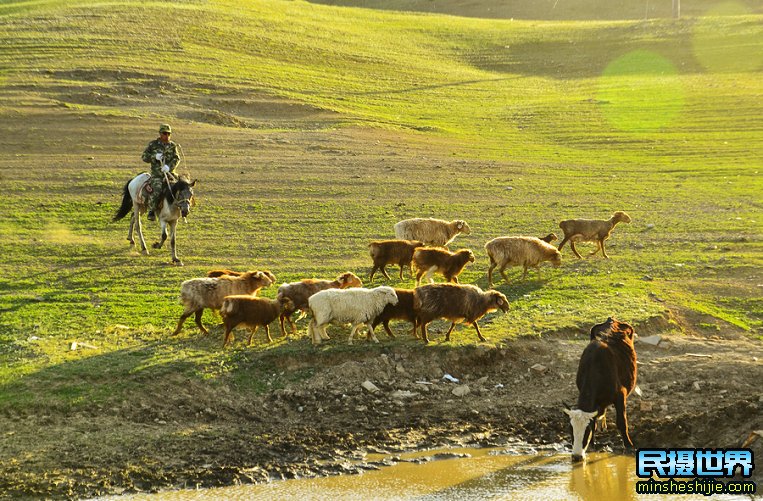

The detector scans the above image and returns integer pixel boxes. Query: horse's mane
[165,176,193,203]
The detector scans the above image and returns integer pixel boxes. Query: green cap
[159,124,172,133]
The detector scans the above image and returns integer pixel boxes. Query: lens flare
[597,50,684,132]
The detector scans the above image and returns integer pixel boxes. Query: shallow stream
[101,448,746,500]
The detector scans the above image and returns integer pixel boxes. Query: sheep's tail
[113,180,133,222]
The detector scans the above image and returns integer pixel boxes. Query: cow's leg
[614,392,634,448]
[570,241,583,259]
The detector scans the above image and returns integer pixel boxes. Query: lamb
[220,295,295,347]
[394,218,471,247]
[307,286,398,345]
[412,247,475,286]
[368,239,425,281]
[564,318,637,462]
[172,271,274,336]
[371,288,417,339]
[414,283,509,343]
[207,269,277,283]
[540,233,558,243]
[484,236,562,288]
[558,211,632,259]
[276,272,363,336]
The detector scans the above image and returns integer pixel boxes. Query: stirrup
[147,210,156,221]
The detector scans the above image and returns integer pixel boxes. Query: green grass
[0,0,760,411]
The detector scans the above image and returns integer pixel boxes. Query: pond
[100,448,747,500]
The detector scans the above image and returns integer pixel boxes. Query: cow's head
[564,407,598,462]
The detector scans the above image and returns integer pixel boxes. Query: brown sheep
[412,247,475,286]
[368,239,425,281]
[173,271,275,335]
[220,295,295,347]
[371,288,417,338]
[558,211,632,259]
[394,218,471,247]
[206,269,277,283]
[276,272,363,336]
[414,283,509,343]
[540,233,558,243]
[484,236,562,288]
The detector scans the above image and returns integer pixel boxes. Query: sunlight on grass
[693,2,763,73]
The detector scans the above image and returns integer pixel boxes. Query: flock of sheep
[173,212,631,347]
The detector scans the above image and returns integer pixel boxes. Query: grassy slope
[0,0,760,411]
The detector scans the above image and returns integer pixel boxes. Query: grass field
[0,0,761,413]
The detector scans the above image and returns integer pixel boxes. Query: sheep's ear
[563,408,573,417]
[456,221,463,229]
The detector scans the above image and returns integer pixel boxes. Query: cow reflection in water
[569,454,637,501]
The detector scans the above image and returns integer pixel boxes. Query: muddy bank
[1,319,761,499]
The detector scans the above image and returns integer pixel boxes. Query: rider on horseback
[142,123,181,221]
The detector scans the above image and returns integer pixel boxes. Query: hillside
[307,0,763,20]
[0,0,761,498]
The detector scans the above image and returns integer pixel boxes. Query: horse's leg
[127,206,135,246]
[153,219,168,250]
[134,203,149,254]
[168,219,182,265]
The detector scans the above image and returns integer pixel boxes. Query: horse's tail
[113,180,133,222]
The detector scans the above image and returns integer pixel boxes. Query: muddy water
[103,449,745,500]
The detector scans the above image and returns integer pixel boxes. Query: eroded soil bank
[1,312,761,500]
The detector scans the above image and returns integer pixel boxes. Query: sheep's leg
[557,235,569,251]
[194,310,209,336]
[444,322,457,341]
[522,265,528,281]
[348,323,359,345]
[319,323,330,340]
[425,266,437,284]
[173,310,194,335]
[569,241,584,259]
[420,321,430,343]
[451,275,459,284]
[614,392,634,449]
[600,239,610,259]
[247,326,259,345]
[382,320,396,339]
[410,318,418,338]
[366,322,379,343]
[415,269,425,286]
[308,320,320,345]
[499,264,511,284]
[279,314,288,337]
[222,326,234,348]
[472,322,487,342]
[487,260,496,288]
[398,264,405,280]
[264,324,272,343]
[589,241,601,257]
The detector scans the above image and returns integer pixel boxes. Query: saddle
[138,178,172,211]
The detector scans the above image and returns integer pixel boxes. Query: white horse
[113,173,196,265]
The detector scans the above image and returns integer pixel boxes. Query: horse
[113,173,196,265]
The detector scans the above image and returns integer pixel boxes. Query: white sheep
[394,218,471,247]
[307,286,399,345]
[484,236,562,287]
[173,271,274,335]
[558,211,632,259]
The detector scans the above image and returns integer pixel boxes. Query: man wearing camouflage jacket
[141,123,181,221]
